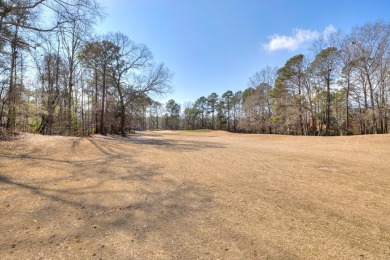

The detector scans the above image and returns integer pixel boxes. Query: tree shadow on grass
[0,136,216,259]
[0,134,315,259]
[115,131,226,151]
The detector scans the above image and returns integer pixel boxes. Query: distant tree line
[1,5,389,137]
[0,0,172,137]
[161,21,389,135]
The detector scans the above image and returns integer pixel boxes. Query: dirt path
[1,131,389,259]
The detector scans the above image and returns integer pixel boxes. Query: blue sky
[97,0,390,105]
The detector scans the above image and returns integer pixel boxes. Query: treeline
[0,0,172,137]
[162,21,389,135]
[1,3,389,137]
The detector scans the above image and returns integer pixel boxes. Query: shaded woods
[0,0,172,137]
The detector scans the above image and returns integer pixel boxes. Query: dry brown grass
[0,131,389,259]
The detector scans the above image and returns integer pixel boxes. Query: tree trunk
[227,101,230,131]
[119,93,126,137]
[346,76,350,133]
[6,34,18,131]
[211,109,215,130]
[94,67,99,134]
[366,75,377,134]
[298,82,304,135]
[100,65,106,135]
[67,63,74,134]
[325,75,331,136]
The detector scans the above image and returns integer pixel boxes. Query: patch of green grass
[182,129,212,133]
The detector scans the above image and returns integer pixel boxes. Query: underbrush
[0,131,20,141]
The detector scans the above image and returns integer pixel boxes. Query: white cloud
[264,25,336,52]
[323,24,337,40]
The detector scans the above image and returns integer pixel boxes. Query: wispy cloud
[264,25,336,52]
[323,24,337,40]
